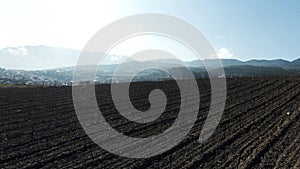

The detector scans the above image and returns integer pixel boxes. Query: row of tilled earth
[0,77,300,168]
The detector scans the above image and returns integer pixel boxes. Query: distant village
[0,68,71,86]
[0,67,174,86]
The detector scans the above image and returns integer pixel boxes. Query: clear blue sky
[0,0,299,61]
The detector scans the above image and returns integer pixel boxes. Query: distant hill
[186,58,300,69]
[0,46,128,70]
[187,59,244,68]
[211,65,291,76]
[0,46,80,70]
[290,59,300,68]
[244,59,291,68]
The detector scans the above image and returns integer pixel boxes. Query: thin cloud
[217,47,234,59]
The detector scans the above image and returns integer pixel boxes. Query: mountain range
[187,59,300,69]
[0,45,299,70]
[0,46,299,85]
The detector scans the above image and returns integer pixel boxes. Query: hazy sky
[0,0,299,61]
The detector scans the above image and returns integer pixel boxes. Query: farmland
[1,77,300,168]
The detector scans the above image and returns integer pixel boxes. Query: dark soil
[1,77,300,169]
